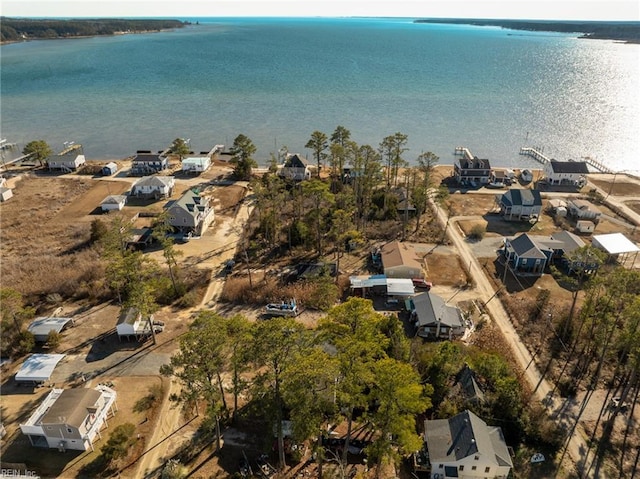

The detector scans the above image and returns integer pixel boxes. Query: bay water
[1,17,638,171]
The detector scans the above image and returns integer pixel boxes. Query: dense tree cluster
[414,19,640,42]
[1,18,187,42]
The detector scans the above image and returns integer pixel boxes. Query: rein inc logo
[0,469,39,478]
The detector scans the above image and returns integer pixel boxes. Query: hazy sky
[3,0,639,21]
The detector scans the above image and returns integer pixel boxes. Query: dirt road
[430,198,594,476]
[133,193,253,478]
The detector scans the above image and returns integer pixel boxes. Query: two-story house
[423,410,513,479]
[454,157,491,185]
[278,154,311,181]
[130,176,175,199]
[20,384,117,452]
[502,233,557,276]
[543,160,588,187]
[130,152,168,176]
[165,189,215,235]
[410,291,465,340]
[496,189,542,222]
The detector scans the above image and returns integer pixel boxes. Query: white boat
[265,299,299,317]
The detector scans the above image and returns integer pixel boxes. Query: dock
[519,147,550,165]
[454,146,474,160]
[519,146,614,174]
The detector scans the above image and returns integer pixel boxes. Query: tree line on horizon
[1,18,187,42]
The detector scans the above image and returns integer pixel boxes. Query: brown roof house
[423,410,513,479]
[380,241,429,279]
[20,385,117,451]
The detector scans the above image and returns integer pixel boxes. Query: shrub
[46,330,61,350]
[305,276,339,311]
[90,219,108,244]
[468,224,486,241]
[134,383,164,413]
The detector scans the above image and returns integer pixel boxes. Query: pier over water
[519,146,614,174]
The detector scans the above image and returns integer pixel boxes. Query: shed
[100,195,127,212]
[27,317,74,342]
[15,354,65,383]
[0,186,13,202]
[102,162,118,176]
[576,220,595,234]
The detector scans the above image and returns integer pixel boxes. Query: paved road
[430,198,595,477]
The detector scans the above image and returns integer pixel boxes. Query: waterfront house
[454,157,491,185]
[47,144,85,172]
[20,384,117,452]
[181,155,211,174]
[422,410,513,479]
[165,189,215,235]
[410,291,465,340]
[496,189,542,221]
[542,160,588,187]
[502,234,556,276]
[130,176,175,199]
[100,195,127,212]
[380,241,428,279]
[130,152,168,176]
[278,153,311,181]
[567,199,602,222]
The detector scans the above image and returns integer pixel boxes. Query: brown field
[626,200,640,215]
[589,177,640,197]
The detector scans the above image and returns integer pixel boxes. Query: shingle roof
[550,230,586,254]
[132,176,174,188]
[283,154,308,168]
[413,292,463,328]
[381,241,428,271]
[508,234,547,259]
[424,410,512,468]
[42,388,102,428]
[133,153,163,162]
[458,158,491,170]
[101,195,127,204]
[549,160,589,174]
[500,189,542,207]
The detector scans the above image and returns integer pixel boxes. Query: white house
[20,384,117,452]
[543,160,589,186]
[116,307,154,341]
[47,144,85,171]
[278,154,311,181]
[130,176,175,199]
[423,410,513,479]
[182,156,211,174]
[100,195,127,212]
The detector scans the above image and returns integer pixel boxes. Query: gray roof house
[20,384,117,452]
[411,292,465,340]
[130,176,175,199]
[165,189,215,235]
[100,195,127,212]
[503,233,557,276]
[47,144,85,171]
[451,364,485,405]
[278,154,311,181]
[423,410,513,479]
[496,189,542,221]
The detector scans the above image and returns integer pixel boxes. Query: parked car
[412,278,433,290]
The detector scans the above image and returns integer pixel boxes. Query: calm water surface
[1,18,639,171]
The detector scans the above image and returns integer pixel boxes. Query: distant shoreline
[414,19,640,44]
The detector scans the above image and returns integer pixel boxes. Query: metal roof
[386,278,415,296]
[593,233,640,255]
[15,354,65,382]
[27,317,73,340]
